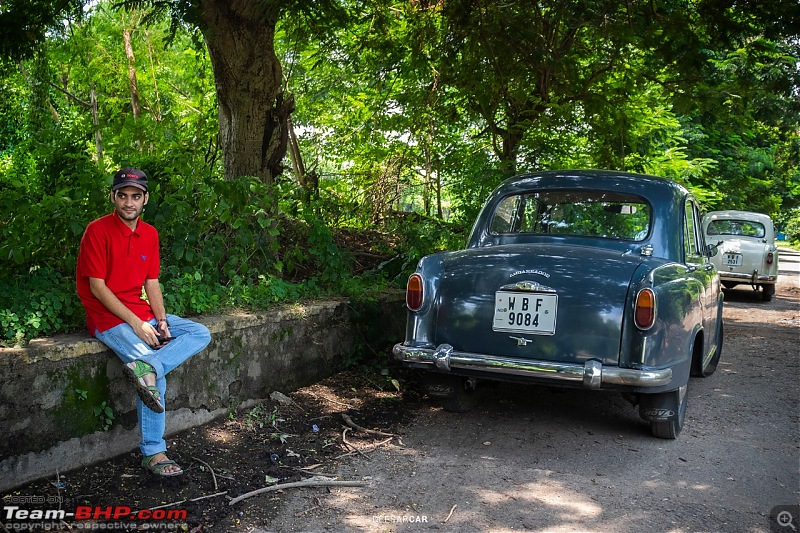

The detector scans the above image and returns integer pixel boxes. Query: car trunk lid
[715,238,768,273]
[434,243,644,365]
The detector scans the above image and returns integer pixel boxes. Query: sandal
[122,360,164,413]
[142,454,183,477]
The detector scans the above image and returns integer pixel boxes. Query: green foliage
[160,270,223,317]
[227,274,306,309]
[0,61,111,272]
[0,0,87,60]
[777,208,800,244]
[92,400,115,431]
[73,387,114,431]
[375,213,466,285]
[151,175,280,285]
[0,268,85,346]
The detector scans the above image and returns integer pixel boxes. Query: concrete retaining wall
[0,294,405,492]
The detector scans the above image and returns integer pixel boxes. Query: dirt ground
[3,251,798,533]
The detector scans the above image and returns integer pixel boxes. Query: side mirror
[705,243,719,258]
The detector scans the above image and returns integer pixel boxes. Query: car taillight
[406,274,424,311]
[766,252,773,265]
[635,288,656,330]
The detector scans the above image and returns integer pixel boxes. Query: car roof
[703,210,773,224]
[503,169,683,188]
[494,170,689,201]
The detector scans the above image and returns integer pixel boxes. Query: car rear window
[489,190,651,241]
[706,219,766,238]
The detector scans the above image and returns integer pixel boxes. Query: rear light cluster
[635,288,656,330]
[406,274,424,311]
[766,252,774,265]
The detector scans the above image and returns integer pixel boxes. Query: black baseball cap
[112,168,148,192]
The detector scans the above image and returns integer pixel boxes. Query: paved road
[778,246,800,278]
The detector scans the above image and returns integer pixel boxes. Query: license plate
[723,253,742,266]
[493,291,558,335]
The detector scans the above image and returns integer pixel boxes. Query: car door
[684,198,717,353]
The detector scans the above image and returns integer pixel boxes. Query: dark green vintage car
[394,170,724,438]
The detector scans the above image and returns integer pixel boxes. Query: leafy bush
[379,212,467,284]
[0,268,85,346]
[776,208,800,245]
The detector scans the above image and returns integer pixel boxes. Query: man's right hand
[89,278,159,346]
[132,320,161,348]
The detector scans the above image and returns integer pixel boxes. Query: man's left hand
[156,321,172,345]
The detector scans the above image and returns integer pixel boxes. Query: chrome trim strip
[393,343,672,389]
[718,272,777,283]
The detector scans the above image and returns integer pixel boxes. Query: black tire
[692,322,723,377]
[427,375,481,413]
[761,284,775,302]
[721,281,737,290]
[640,385,688,439]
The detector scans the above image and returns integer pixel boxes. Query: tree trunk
[423,144,431,216]
[287,116,306,186]
[200,0,293,183]
[90,85,103,164]
[435,156,443,220]
[122,27,141,120]
[144,29,162,123]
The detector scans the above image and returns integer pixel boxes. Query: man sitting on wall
[76,168,211,476]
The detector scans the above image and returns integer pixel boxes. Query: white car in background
[702,210,779,301]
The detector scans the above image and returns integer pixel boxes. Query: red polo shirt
[76,212,160,335]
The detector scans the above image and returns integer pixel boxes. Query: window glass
[684,201,701,259]
[489,190,651,241]
[706,219,766,239]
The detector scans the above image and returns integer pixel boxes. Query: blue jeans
[96,314,211,457]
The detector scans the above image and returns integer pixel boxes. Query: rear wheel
[640,385,687,439]
[761,284,775,302]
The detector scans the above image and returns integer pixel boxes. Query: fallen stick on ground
[287,465,337,478]
[149,491,229,511]
[341,413,396,437]
[228,476,368,505]
[340,427,371,460]
[192,456,218,491]
[444,504,457,523]
[310,392,353,409]
[336,435,394,459]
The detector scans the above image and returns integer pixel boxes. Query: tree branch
[341,413,396,437]
[228,476,367,506]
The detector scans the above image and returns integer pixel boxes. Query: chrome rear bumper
[393,343,672,389]
[718,271,777,284]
